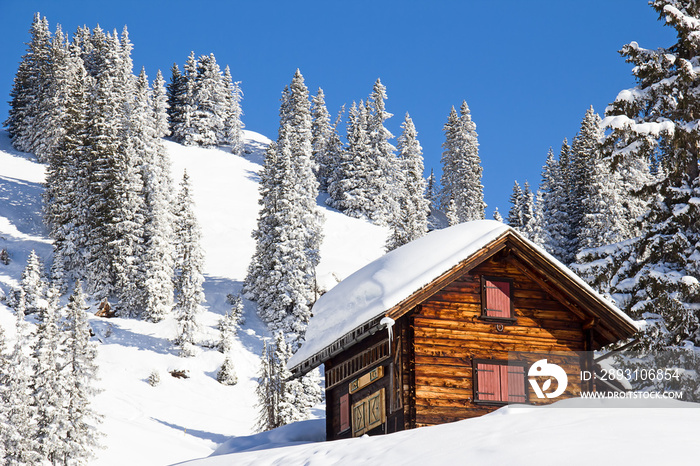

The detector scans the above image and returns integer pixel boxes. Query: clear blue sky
[0,1,676,216]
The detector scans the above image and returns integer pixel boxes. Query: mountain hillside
[0,130,389,465]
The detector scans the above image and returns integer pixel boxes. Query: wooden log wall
[411,256,587,427]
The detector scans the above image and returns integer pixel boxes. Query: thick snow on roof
[290,220,639,370]
[290,220,509,368]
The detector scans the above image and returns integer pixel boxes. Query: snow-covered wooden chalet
[288,220,637,440]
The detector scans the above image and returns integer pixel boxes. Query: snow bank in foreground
[178,398,700,465]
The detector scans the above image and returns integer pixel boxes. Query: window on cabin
[481,276,514,321]
[474,360,527,404]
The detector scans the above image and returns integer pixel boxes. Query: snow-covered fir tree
[133,68,176,321]
[245,70,323,344]
[2,290,41,465]
[508,181,536,240]
[538,144,572,262]
[387,113,429,251]
[21,250,46,316]
[326,101,371,216]
[5,13,52,157]
[42,38,91,290]
[173,171,206,357]
[63,280,102,464]
[255,333,320,432]
[217,299,240,386]
[507,180,524,229]
[440,101,485,222]
[167,62,187,138]
[191,53,226,146]
[365,79,399,225]
[222,65,244,154]
[311,88,333,191]
[171,52,199,145]
[254,339,278,432]
[573,0,700,397]
[426,168,438,210]
[32,286,69,464]
[327,80,400,226]
[492,208,503,222]
[446,198,459,226]
[152,69,170,138]
[567,106,604,255]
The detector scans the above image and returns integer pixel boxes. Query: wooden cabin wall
[410,255,587,428]
[324,329,405,440]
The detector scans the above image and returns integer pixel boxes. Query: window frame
[480,275,516,323]
[472,358,529,406]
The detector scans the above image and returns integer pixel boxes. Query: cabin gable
[409,251,589,428]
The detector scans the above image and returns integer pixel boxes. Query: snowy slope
[179,398,700,466]
[0,130,389,465]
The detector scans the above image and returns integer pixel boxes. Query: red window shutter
[485,279,511,318]
[476,363,500,401]
[507,365,526,403]
[499,365,510,401]
[339,394,350,432]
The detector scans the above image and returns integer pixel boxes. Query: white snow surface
[291,220,637,370]
[178,398,700,466]
[0,130,388,465]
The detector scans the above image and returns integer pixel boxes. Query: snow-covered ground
[0,130,389,465]
[178,398,700,465]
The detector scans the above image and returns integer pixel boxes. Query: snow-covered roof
[289,220,638,372]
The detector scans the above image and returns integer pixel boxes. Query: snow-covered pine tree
[492,208,503,222]
[81,26,133,299]
[167,62,187,138]
[446,199,459,226]
[322,106,345,194]
[255,333,318,431]
[254,340,278,432]
[311,88,332,191]
[130,68,175,321]
[245,71,323,344]
[387,113,429,251]
[31,24,68,165]
[567,106,605,256]
[21,250,46,316]
[43,37,91,290]
[63,280,102,464]
[191,53,226,146]
[173,171,206,357]
[507,181,524,229]
[3,290,41,465]
[5,13,52,156]
[426,168,438,210]
[326,101,371,216]
[538,144,573,262]
[527,189,547,247]
[245,133,316,341]
[366,79,399,226]
[440,101,485,222]
[152,69,170,138]
[222,66,245,154]
[32,285,69,464]
[574,1,700,396]
[518,182,536,240]
[217,301,240,386]
[173,52,199,145]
